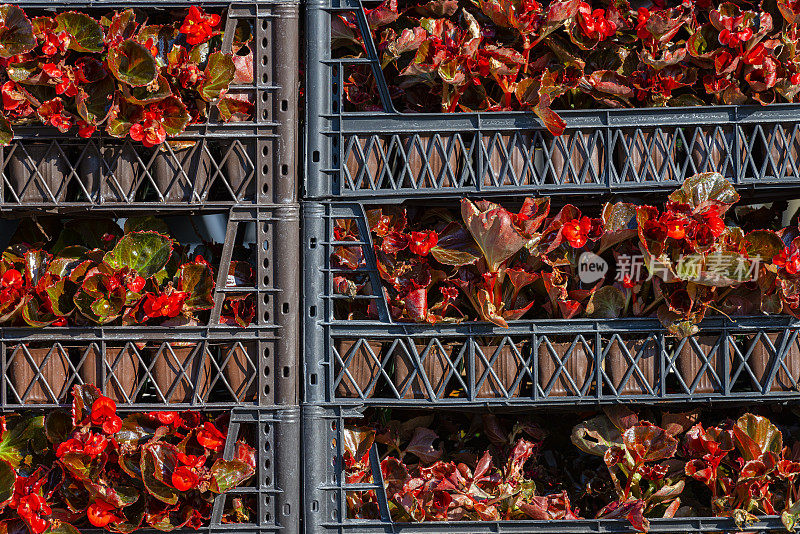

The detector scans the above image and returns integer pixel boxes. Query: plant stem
[640,295,664,317]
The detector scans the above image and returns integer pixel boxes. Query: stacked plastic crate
[302,0,800,532]
[1,1,300,532]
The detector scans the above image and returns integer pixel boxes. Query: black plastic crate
[0,328,292,407]
[303,201,800,405]
[9,206,301,331]
[120,406,298,533]
[1,406,300,533]
[3,1,299,206]
[302,405,790,534]
[0,205,299,406]
[305,0,800,201]
[305,316,800,405]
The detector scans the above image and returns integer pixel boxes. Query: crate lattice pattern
[1,338,274,407]
[334,126,797,195]
[326,330,800,403]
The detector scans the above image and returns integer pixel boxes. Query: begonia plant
[335,0,800,135]
[0,5,253,145]
[346,407,800,531]
[0,217,254,327]
[0,384,254,533]
[333,173,800,338]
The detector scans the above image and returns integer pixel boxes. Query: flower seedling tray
[303,199,800,405]
[1,2,298,207]
[302,405,796,534]
[305,0,800,200]
[0,206,299,406]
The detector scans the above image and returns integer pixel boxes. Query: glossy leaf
[0,6,36,58]
[0,115,12,146]
[55,12,104,52]
[622,423,678,464]
[104,231,173,279]
[179,262,215,311]
[733,413,783,461]
[0,415,45,468]
[107,39,159,87]
[199,52,235,101]
[585,286,625,319]
[430,222,481,266]
[668,172,740,212]
[571,415,623,456]
[461,199,529,272]
[210,458,255,493]
[141,442,180,505]
[159,96,191,136]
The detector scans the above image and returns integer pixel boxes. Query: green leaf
[141,442,179,505]
[668,172,740,212]
[45,410,72,444]
[116,413,159,448]
[158,96,191,136]
[122,75,172,105]
[0,415,44,469]
[0,114,13,146]
[0,460,15,504]
[59,451,104,482]
[6,61,36,83]
[179,262,215,310]
[586,286,625,319]
[124,216,170,235]
[71,384,103,425]
[189,41,211,65]
[44,523,81,534]
[199,52,235,101]
[217,97,253,122]
[232,20,253,50]
[782,511,798,532]
[136,24,178,63]
[46,278,77,317]
[108,500,145,533]
[76,76,116,125]
[22,297,57,327]
[74,272,127,322]
[0,6,36,58]
[104,231,173,279]
[105,100,139,138]
[570,415,622,456]
[743,230,783,262]
[55,12,104,53]
[53,219,122,254]
[107,39,158,87]
[106,10,138,45]
[91,294,125,318]
[430,222,481,266]
[210,459,255,493]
